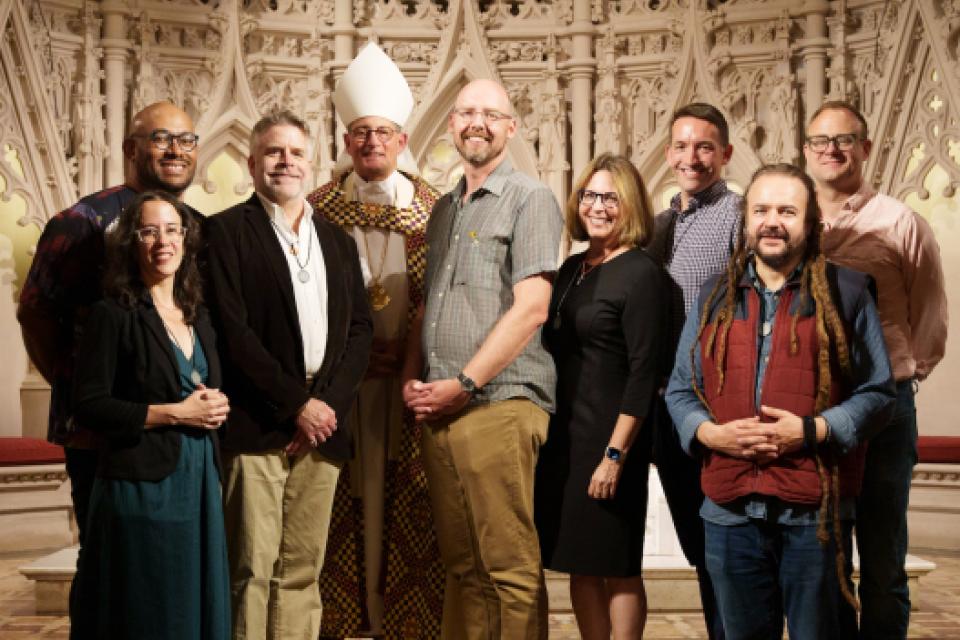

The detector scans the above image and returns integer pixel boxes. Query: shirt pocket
[454,236,507,290]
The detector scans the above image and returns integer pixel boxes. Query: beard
[136,152,196,195]
[454,126,506,167]
[750,229,805,270]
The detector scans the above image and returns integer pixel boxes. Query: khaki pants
[223,449,341,640]
[421,399,549,640]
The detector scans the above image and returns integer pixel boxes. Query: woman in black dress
[535,153,662,639]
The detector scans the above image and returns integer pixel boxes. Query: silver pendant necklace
[270,218,313,284]
[161,319,202,386]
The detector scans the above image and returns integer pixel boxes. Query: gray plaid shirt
[422,160,562,412]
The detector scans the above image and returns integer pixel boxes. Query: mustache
[757,229,789,240]
[461,127,492,142]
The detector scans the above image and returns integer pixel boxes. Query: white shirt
[258,193,329,375]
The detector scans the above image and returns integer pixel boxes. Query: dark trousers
[705,520,853,640]
[855,380,917,639]
[64,446,99,629]
[652,396,725,640]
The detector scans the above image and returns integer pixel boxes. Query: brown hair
[688,163,859,611]
[103,190,203,322]
[671,103,730,147]
[249,109,310,154]
[808,100,870,139]
[565,153,655,248]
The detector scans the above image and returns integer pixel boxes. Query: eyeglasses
[805,133,859,153]
[451,109,514,125]
[348,126,398,143]
[579,190,620,209]
[134,224,187,244]
[134,129,200,152]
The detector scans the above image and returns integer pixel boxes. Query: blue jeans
[856,380,917,639]
[705,519,853,640]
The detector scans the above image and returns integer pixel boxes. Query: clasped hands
[402,378,470,422]
[286,398,337,457]
[697,405,806,463]
[179,384,230,430]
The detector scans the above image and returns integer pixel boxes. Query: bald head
[449,79,516,169]
[123,101,198,196]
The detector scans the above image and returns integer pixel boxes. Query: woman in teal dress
[71,191,231,639]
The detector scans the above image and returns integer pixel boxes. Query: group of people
[16,41,946,640]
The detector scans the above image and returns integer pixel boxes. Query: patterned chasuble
[307,171,443,640]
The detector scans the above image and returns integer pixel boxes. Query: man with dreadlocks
[665,164,895,639]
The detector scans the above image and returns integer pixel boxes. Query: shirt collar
[354,170,399,203]
[743,256,805,292]
[452,158,514,202]
[256,192,313,236]
[670,179,730,215]
[840,182,877,213]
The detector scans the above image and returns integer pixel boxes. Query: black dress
[535,248,663,576]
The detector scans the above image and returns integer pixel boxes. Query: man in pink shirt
[804,100,948,639]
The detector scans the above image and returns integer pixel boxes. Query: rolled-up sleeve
[820,285,896,453]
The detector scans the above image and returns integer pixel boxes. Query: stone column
[568,0,595,180]
[330,0,355,160]
[100,0,128,186]
[800,0,831,116]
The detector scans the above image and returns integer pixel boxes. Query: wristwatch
[604,446,623,463]
[456,371,479,396]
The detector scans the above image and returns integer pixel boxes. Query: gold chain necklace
[362,229,391,311]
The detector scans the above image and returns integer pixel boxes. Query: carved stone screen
[1,0,958,438]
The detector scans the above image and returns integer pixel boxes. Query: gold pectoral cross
[367,281,391,311]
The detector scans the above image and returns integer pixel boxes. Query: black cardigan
[205,195,373,459]
[72,296,223,481]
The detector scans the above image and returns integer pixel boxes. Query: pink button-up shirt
[820,186,948,381]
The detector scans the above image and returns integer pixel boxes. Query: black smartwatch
[456,372,478,396]
[802,415,818,452]
[604,446,623,463]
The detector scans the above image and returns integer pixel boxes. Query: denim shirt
[665,258,895,526]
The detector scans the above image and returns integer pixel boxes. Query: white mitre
[333,42,414,130]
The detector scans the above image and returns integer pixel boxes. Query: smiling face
[578,170,623,250]
[136,199,186,286]
[803,107,871,193]
[343,115,407,182]
[665,116,732,204]
[248,123,311,207]
[745,173,812,272]
[449,80,516,169]
[125,103,197,195]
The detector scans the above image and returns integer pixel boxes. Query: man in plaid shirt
[646,102,742,640]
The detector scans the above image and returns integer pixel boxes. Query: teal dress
[74,332,231,640]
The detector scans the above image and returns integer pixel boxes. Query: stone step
[19,546,937,617]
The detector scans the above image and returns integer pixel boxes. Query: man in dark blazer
[205,109,372,640]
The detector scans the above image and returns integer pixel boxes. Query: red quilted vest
[699,285,866,506]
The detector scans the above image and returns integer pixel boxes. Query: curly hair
[102,190,203,322]
[689,163,858,610]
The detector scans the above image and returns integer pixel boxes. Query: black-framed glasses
[451,108,514,125]
[134,224,187,244]
[349,126,398,143]
[134,129,200,152]
[805,133,859,153]
[579,190,620,209]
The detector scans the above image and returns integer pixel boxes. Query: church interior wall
[0,0,958,443]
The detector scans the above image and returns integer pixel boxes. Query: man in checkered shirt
[646,102,742,640]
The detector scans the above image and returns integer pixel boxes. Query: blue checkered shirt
[647,180,742,345]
